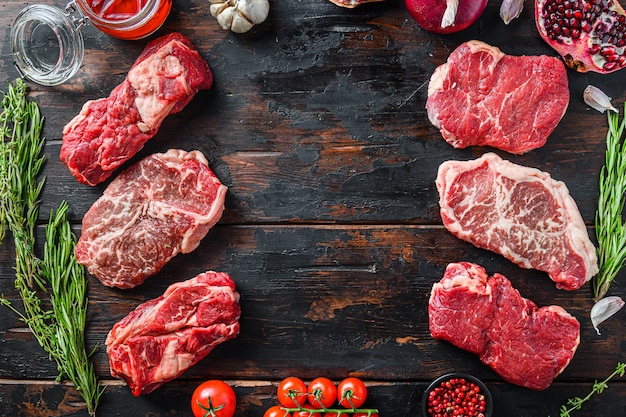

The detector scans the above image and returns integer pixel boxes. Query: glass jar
[74,0,172,40]
[11,0,172,86]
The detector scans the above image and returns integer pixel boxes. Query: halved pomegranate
[535,0,626,73]
[405,0,488,34]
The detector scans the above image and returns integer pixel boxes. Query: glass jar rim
[74,0,161,29]
[11,4,85,86]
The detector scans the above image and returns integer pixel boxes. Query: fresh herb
[553,362,626,417]
[0,79,103,416]
[594,103,626,301]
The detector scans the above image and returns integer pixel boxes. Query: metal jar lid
[11,3,86,86]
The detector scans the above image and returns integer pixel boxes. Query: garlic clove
[583,85,619,113]
[591,296,625,335]
[500,0,523,25]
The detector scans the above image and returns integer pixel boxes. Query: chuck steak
[426,40,569,154]
[429,262,580,391]
[76,149,227,289]
[60,32,213,186]
[436,152,598,290]
[106,271,240,396]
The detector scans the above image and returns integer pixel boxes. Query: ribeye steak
[429,262,580,390]
[75,149,227,289]
[61,32,213,186]
[106,271,241,396]
[436,152,597,290]
[426,40,569,154]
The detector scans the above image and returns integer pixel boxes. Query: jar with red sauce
[11,0,172,86]
[75,0,172,40]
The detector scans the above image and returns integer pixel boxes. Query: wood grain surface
[1,0,626,416]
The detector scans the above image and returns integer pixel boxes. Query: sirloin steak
[60,32,213,186]
[436,152,598,290]
[426,40,569,154]
[429,262,580,391]
[106,271,240,396]
[75,149,227,289]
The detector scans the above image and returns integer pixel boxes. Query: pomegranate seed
[604,61,619,71]
[581,20,591,32]
[601,45,616,56]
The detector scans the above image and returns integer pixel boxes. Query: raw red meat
[426,40,569,154]
[75,149,227,289]
[60,32,213,186]
[436,152,598,290]
[429,262,580,391]
[106,271,241,396]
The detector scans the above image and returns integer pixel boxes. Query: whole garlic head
[209,0,270,34]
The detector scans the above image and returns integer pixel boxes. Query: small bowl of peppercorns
[421,372,493,417]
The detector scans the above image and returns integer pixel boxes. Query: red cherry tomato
[191,380,236,417]
[277,376,308,408]
[264,405,289,417]
[307,377,337,409]
[337,377,367,409]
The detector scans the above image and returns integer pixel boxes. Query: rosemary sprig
[0,79,103,416]
[594,103,626,301]
[553,362,626,417]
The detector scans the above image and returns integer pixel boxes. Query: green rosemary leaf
[552,362,626,417]
[0,79,103,416]
[594,103,626,301]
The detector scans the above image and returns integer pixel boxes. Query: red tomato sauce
[86,0,148,20]
[82,0,172,40]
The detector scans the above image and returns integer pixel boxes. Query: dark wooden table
[2,0,626,416]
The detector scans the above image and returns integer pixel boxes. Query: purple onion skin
[405,0,489,34]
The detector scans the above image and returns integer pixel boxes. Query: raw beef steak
[426,40,569,154]
[76,149,227,289]
[429,262,580,390]
[106,271,240,396]
[436,152,597,290]
[60,32,213,186]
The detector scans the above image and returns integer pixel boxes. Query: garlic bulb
[209,0,270,34]
[591,296,624,335]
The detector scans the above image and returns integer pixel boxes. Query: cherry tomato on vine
[191,380,236,417]
[307,377,337,409]
[264,405,289,417]
[277,376,308,408]
[337,377,367,409]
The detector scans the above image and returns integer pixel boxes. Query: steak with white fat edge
[61,32,212,185]
[75,149,227,289]
[106,271,240,396]
[436,152,597,290]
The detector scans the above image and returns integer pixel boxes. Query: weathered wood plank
[1,379,626,417]
[2,226,624,382]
